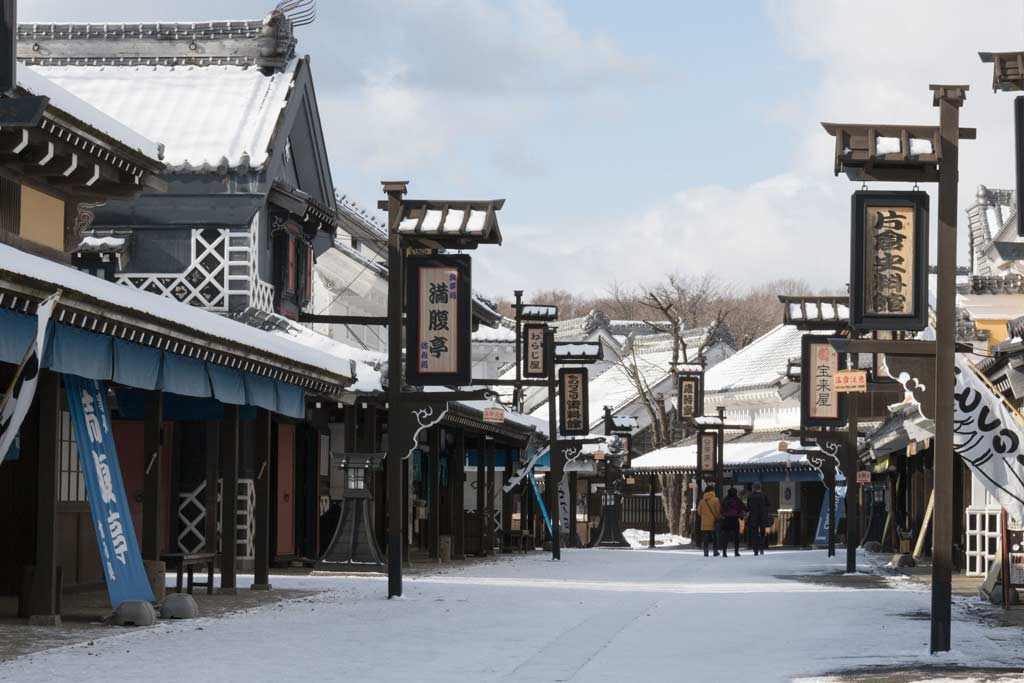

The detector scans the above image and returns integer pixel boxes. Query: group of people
[697,482,773,557]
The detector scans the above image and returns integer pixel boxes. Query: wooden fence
[620,494,669,534]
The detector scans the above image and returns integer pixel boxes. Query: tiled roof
[704,324,806,393]
[29,60,297,170]
[631,433,804,472]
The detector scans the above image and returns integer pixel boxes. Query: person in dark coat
[746,483,773,555]
[719,487,745,557]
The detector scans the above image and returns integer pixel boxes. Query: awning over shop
[629,433,812,476]
[0,307,307,419]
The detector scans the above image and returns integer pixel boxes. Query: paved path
[1,549,1022,682]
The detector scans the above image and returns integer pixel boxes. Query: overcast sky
[20,0,1024,300]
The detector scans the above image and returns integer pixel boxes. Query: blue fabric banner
[64,375,155,607]
[814,482,847,546]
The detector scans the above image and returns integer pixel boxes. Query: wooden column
[648,474,657,549]
[485,439,496,555]
[219,404,240,594]
[501,450,516,552]
[251,408,272,590]
[568,471,579,548]
[427,428,441,560]
[204,422,219,557]
[452,429,466,560]
[28,371,60,625]
[142,390,164,561]
[475,438,485,556]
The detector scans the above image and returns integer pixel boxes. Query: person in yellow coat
[697,484,721,557]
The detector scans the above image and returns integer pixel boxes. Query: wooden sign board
[856,470,872,484]
[677,372,701,420]
[800,334,847,429]
[699,432,717,474]
[850,191,929,331]
[482,407,505,424]
[559,367,589,436]
[835,369,868,393]
[522,323,548,378]
[405,255,472,386]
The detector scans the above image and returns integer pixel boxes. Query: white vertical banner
[0,292,59,465]
[558,474,571,539]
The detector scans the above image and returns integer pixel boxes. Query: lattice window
[117,228,229,311]
[177,481,207,554]
[248,213,275,313]
[182,478,256,560]
[58,410,87,503]
[966,508,1001,576]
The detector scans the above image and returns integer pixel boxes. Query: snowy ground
[2,549,1023,683]
[621,527,689,548]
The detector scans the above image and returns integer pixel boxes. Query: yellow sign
[834,369,868,393]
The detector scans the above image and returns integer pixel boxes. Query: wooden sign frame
[800,334,847,429]
[558,367,589,437]
[404,254,472,386]
[522,323,548,378]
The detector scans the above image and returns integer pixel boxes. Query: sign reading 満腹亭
[64,375,155,608]
[523,323,548,378]
[800,334,847,429]
[558,368,589,437]
[677,372,701,420]
[698,432,717,474]
[405,255,472,386]
[850,191,929,331]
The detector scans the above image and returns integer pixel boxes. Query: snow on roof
[532,350,674,429]
[265,321,384,393]
[30,59,297,170]
[472,324,516,343]
[0,241,358,382]
[959,292,1024,321]
[456,400,545,433]
[17,63,162,161]
[76,235,127,253]
[704,325,805,393]
[631,439,802,472]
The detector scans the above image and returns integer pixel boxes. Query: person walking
[719,487,745,557]
[697,485,721,557]
[746,483,773,556]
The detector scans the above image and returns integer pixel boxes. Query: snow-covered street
[2,549,1023,683]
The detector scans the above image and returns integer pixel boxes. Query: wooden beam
[28,371,60,625]
[218,404,240,594]
[141,390,163,561]
[428,428,440,560]
[485,440,496,555]
[251,409,272,590]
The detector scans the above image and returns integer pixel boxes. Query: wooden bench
[161,552,216,595]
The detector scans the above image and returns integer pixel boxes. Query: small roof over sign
[391,199,504,249]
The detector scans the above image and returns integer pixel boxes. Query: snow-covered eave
[18,63,163,165]
[0,243,358,391]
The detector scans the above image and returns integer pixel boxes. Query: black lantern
[850,191,929,331]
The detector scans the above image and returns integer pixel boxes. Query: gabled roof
[704,324,806,394]
[966,184,1024,278]
[29,60,298,171]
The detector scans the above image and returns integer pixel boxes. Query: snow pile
[622,528,690,548]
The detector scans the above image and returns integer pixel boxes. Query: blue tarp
[208,364,246,405]
[46,325,112,380]
[0,307,306,419]
[113,339,161,390]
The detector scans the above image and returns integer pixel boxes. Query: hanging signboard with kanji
[676,371,702,420]
[834,368,868,393]
[850,191,929,331]
[800,334,847,429]
[522,323,548,378]
[405,255,472,386]
[699,432,717,474]
[558,367,589,436]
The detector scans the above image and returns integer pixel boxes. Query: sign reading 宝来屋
[523,323,548,378]
[558,368,589,436]
[800,334,847,429]
[64,374,155,608]
[405,255,472,386]
[850,191,929,331]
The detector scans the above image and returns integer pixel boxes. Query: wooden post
[452,429,466,560]
[476,438,485,555]
[485,439,496,555]
[28,370,60,625]
[846,393,859,573]
[1001,508,1011,609]
[204,422,219,557]
[142,390,164,561]
[251,408,272,590]
[384,181,407,598]
[568,471,578,548]
[546,328,561,561]
[502,449,516,552]
[219,404,240,594]
[649,474,657,549]
[428,427,441,560]
[931,84,966,654]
